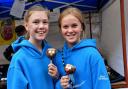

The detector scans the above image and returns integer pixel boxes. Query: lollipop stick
[69,74,75,85]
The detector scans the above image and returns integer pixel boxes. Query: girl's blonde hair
[24,5,49,23]
[58,7,86,38]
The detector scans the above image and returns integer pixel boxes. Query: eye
[62,25,69,29]
[33,20,39,24]
[43,20,48,24]
[71,24,78,28]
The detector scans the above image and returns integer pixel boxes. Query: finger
[48,63,56,68]
[48,66,57,71]
[48,71,56,76]
[48,67,58,77]
[61,76,69,80]
[48,69,55,74]
[48,67,57,75]
[61,82,70,89]
[61,82,69,86]
[48,65,57,72]
[61,76,70,83]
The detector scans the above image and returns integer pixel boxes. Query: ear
[24,22,28,31]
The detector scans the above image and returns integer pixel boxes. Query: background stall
[0,0,128,88]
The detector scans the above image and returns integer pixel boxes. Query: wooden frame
[112,0,128,88]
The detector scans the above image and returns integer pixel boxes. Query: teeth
[38,31,44,34]
[39,32,43,34]
[67,32,75,36]
[67,34,75,36]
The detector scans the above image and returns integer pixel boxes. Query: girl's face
[25,11,49,43]
[60,14,82,47]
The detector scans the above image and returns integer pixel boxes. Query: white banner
[10,0,25,18]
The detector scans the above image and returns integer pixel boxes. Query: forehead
[61,14,80,23]
[29,11,48,20]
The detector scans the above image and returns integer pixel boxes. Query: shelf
[112,81,128,88]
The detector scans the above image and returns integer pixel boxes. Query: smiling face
[25,11,49,44]
[60,14,82,47]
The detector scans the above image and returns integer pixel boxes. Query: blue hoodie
[7,37,54,89]
[54,39,111,89]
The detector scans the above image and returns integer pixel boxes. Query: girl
[55,7,111,89]
[7,5,57,89]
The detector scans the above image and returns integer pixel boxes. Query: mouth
[35,30,46,35]
[66,33,76,38]
[38,32,44,34]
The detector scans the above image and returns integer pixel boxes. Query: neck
[67,39,81,48]
[29,38,43,52]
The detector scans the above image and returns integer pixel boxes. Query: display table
[0,63,9,89]
[0,80,7,89]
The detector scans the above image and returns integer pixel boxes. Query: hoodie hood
[63,38,97,51]
[11,36,26,53]
[11,36,49,54]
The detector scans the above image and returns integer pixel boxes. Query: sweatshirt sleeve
[7,67,28,89]
[91,52,111,89]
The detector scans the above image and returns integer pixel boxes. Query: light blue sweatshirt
[7,37,54,89]
[54,39,111,89]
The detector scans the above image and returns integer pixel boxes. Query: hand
[60,75,70,89]
[48,63,59,78]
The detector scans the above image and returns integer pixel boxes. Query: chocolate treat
[46,48,56,59]
[65,64,76,74]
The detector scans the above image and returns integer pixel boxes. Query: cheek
[60,29,66,36]
[46,25,49,31]
[77,27,83,34]
[25,25,34,35]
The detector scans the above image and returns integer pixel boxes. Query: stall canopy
[0,0,110,19]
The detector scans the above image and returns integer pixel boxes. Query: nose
[67,27,73,32]
[39,23,44,28]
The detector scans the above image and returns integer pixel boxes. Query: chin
[67,40,76,44]
[37,37,45,40]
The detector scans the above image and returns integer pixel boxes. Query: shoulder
[84,47,104,66]
[9,48,26,67]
